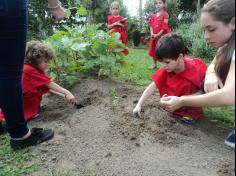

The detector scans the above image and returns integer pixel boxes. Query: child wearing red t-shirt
[0,41,75,123]
[133,34,207,123]
[148,0,171,69]
[107,1,129,55]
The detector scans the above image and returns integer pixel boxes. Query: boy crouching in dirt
[133,34,207,124]
[0,41,76,123]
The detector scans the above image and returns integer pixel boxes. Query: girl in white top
[160,0,235,148]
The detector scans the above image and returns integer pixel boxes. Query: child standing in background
[108,1,129,55]
[148,0,171,69]
[0,41,76,122]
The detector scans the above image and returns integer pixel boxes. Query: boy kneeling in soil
[0,41,75,124]
[133,34,207,124]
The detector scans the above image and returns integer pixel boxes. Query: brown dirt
[28,77,235,176]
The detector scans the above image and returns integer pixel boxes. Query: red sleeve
[163,11,170,20]
[152,69,168,96]
[108,15,113,25]
[122,20,128,30]
[22,64,51,94]
[149,16,154,26]
[180,58,207,88]
[161,21,171,33]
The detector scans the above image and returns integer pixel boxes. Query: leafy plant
[46,24,126,85]
[174,21,216,63]
[133,30,141,47]
[109,89,119,107]
[166,0,181,29]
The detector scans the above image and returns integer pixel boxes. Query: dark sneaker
[180,116,197,125]
[10,128,54,151]
[225,131,235,149]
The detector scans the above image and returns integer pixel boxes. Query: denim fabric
[0,0,29,138]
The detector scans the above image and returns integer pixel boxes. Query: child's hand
[160,94,183,112]
[114,21,122,26]
[65,93,75,104]
[51,6,67,21]
[153,34,160,40]
[133,105,141,118]
[151,35,155,40]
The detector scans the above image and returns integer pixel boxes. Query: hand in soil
[74,103,85,109]
[133,112,141,118]
[133,105,141,118]
[65,92,76,104]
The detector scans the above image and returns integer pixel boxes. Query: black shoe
[10,128,54,151]
[0,122,6,135]
[225,130,235,149]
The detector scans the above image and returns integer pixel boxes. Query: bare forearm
[150,28,153,35]
[206,55,218,73]
[137,83,156,107]
[157,30,164,37]
[181,88,235,107]
[46,82,70,96]
[48,0,60,6]
[108,24,114,29]
[49,89,64,97]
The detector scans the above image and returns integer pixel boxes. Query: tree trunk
[139,0,142,31]
[197,0,201,15]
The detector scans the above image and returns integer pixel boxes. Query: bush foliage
[46,24,126,85]
[174,21,216,63]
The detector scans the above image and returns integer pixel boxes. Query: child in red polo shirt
[148,0,171,69]
[133,34,207,123]
[107,1,129,55]
[0,41,75,122]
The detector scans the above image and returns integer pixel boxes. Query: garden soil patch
[28,77,235,176]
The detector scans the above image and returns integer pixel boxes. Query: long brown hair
[202,0,235,84]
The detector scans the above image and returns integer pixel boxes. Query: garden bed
[27,77,235,176]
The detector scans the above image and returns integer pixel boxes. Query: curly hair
[25,40,55,67]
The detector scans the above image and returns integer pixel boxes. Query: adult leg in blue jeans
[0,0,54,150]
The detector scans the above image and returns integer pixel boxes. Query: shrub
[46,24,126,85]
[127,17,140,42]
[174,21,216,63]
[133,30,141,47]
[167,0,181,29]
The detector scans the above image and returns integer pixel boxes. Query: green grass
[112,48,156,86]
[204,107,235,127]
[0,135,37,176]
[0,48,234,176]
[113,48,235,127]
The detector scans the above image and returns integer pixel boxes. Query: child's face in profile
[37,59,49,72]
[111,5,120,16]
[201,12,235,49]
[159,58,180,72]
[156,0,165,12]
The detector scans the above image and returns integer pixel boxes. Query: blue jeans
[0,0,29,138]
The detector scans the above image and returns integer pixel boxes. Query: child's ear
[230,17,235,30]
[177,53,184,61]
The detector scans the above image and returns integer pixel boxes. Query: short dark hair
[156,33,185,61]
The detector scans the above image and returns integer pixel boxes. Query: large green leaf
[71,43,90,51]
